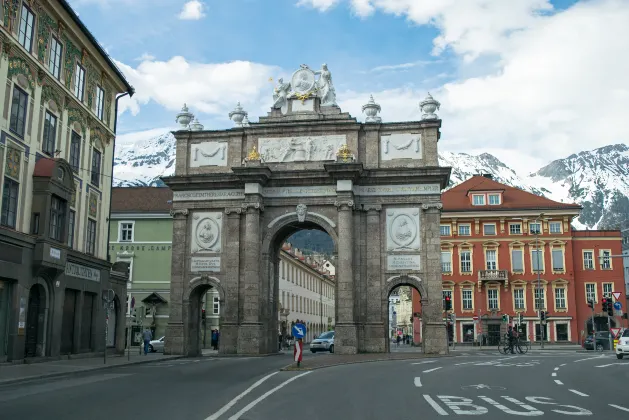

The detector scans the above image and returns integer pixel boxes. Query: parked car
[615,329,629,359]
[583,331,611,351]
[149,336,165,353]
[310,331,334,353]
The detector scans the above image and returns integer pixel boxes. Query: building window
[9,86,28,138]
[534,287,545,310]
[556,324,568,341]
[488,194,501,205]
[511,249,524,272]
[460,251,471,273]
[583,251,594,270]
[529,223,541,235]
[555,288,566,309]
[585,283,596,303]
[42,111,57,156]
[600,250,611,269]
[483,224,496,235]
[509,223,522,235]
[440,225,451,236]
[31,212,39,234]
[442,290,453,309]
[487,289,498,310]
[514,288,525,310]
[458,225,471,236]
[1,178,19,229]
[120,222,134,242]
[95,85,105,120]
[472,194,485,205]
[49,196,65,241]
[74,63,86,101]
[86,218,97,255]
[602,283,613,299]
[48,36,63,79]
[70,132,81,172]
[441,251,452,273]
[213,296,220,314]
[462,289,473,310]
[549,222,562,234]
[18,5,35,52]
[551,249,564,271]
[91,148,101,186]
[531,249,543,272]
[485,249,497,270]
[67,210,75,248]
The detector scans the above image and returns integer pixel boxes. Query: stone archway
[183,275,226,356]
[384,275,429,353]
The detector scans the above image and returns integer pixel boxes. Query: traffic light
[410,316,413,323]
[540,311,546,321]
[607,299,614,317]
[602,298,608,314]
[518,313,524,324]
[130,308,137,324]
[587,299,594,309]
[201,309,206,319]
[501,314,508,323]
[444,296,452,311]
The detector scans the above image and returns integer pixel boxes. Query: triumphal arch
[163,63,451,356]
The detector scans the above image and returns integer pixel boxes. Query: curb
[279,354,454,371]
[0,356,186,386]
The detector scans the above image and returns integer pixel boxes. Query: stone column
[237,201,263,354]
[363,204,385,352]
[220,207,242,354]
[164,208,188,355]
[420,202,448,354]
[334,198,357,354]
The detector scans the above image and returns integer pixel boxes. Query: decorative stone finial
[336,144,355,163]
[189,117,204,131]
[242,115,251,127]
[362,94,382,123]
[175,103,194,129]
[419,92,440,120]
[229,102,247,126]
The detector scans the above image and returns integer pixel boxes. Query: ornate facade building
[0,0,133,362]
[412,175,627,345]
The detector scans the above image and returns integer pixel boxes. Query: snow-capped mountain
[112,131,629,230]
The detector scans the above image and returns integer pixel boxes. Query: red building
[412,175,627,345]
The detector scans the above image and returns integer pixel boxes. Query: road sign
[610,327,622,338]
[614,301,622,310]
[292,323,306,339]
[613,292,621,301]
[472,315,479,321]
[294,340,303,364]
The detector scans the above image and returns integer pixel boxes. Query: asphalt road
[1,350,628,419]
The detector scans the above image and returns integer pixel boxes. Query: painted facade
[0,0,133,362]
[411,175,627,345]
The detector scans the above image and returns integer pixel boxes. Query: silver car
[310,331,334,353]
[149,336,165,353]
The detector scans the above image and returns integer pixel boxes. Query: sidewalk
[0,352,185,386]
[449,344,584,351]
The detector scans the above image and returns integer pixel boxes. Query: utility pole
[102,289,114,364]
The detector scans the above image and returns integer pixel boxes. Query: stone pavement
[280,351,451,371]
[0,353,184,385]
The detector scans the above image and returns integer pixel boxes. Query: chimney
[482,173,493,180]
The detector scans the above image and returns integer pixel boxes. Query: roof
[33,157,57,177]
[58,0,134,95]
[442,176,582,212]
[111,187,173,213]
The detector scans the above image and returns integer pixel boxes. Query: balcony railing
[478,270,509,281]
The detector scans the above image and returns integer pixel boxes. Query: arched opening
[186,276,225,357]
[265,214,337,354]
[24,283,49,358]
[386,276,426,353]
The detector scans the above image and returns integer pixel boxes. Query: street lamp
[513,213,549,348]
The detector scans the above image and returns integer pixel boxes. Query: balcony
[477,270,509,290]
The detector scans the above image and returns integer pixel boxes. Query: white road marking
[205,372,279,420]
[227,372,311,420]
[552,373,557,377]
[423,395,448,415]
[560,364,566,367]
[423,367,442,373]
[554,380,563,385]
[569,389,589,397]
[574,356,605,363]
[610,404,629,413]
[455,361,477,366]
[414,377,422,387]
[412,360,437,365]
[595,364,617,368]
[554,367,559,371]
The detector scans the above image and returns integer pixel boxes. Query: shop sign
[65,262,101,282]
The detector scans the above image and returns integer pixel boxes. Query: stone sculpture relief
[258,134,346,163]
[191,212,223,253]
[190,142,228,168]
[381,133,422,161]
[296,204,307,222]
[386,208,421,251]
[271,64,338,112]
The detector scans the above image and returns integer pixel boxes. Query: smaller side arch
[385,275,427,302]
[187,275,226,303]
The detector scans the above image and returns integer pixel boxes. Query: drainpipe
[106,89,135,263]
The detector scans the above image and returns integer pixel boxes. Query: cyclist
[507,326,516,354]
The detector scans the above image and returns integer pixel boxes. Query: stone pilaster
[221,207,242,354]
[237,201,263,354]
[363,204,386,352]
[420,202,448,354]
[334,197,357,354]
[164,208,188,355]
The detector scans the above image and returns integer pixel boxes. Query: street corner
[280,365,314,371]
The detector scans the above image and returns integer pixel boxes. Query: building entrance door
[24,286,42,357]
[61,289,78,354]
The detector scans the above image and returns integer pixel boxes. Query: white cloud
[135,52,156,61]
[114,56,280,121]
[296,0,340,12]
[178,0,206,20]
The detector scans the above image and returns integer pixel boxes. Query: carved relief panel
[258,134,346,163]
[386,208,421,252]
[190,212,223,254]
[190,141,228,168]
[381,133,422,161]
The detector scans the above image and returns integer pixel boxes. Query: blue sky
[69,0,629,173]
